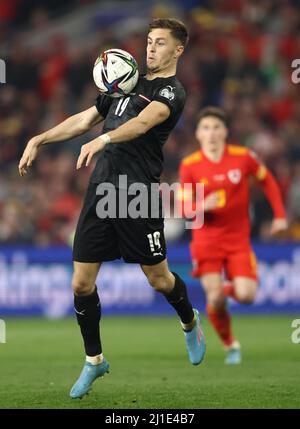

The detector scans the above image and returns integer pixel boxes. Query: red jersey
[179,144,286,252]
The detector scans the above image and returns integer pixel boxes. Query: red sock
[223,281,238,301]
[206,303,235,347]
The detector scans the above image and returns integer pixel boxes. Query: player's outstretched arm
[253,164,288,235]
[259,171,288,235]
[76,101,170,169]
[19,106,103,176]
[247,150,288,236]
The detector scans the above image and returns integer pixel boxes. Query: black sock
[74,286,102,356]
[163,272,194,324]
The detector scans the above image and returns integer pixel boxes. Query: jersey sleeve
[152,83,186,116]
[95,94,113,118]
[179,161,194,187]
[246,150,286,219]
[246,149,268,180]
[177,161,196,218]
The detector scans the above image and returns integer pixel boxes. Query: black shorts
[72,182,166,265]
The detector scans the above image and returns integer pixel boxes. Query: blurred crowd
[1,0,300,245]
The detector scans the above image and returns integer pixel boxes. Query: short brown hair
[148,18,189,48]
[197,106,228,127]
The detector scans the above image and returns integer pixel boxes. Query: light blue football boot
[70,358,110,399]
[183,309,206,365]
[225,342,241,365]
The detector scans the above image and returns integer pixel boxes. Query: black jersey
[90,75,186,187]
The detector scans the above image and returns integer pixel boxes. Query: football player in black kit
[19,18,206,399]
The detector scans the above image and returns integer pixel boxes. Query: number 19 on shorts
[147,232,162,255]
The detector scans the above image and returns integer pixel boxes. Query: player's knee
[206,290,225,309]
[71,276,95,296]
[147,273,171,293]
[235,289,255,304]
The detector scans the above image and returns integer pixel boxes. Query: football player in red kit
[178,106,287,364]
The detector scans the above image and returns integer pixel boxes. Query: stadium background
[0,0,300,410]
[0,0,300,315]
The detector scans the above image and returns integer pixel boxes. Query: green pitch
[0,315,299,409]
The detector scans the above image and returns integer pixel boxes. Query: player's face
[196,116,228,152]
[147,29,183,73]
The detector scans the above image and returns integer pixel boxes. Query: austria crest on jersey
[93,48,139,98]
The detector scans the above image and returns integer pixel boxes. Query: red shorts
[190,243,258,280]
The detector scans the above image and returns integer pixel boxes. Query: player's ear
[174,45,184,59]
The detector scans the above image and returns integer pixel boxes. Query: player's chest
[192,163,247,193]
[109,85,153,120]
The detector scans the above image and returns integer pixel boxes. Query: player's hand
[270,218,288,236]
[76,138,106,169]
[18,139,40,177]
[204,191,223,211]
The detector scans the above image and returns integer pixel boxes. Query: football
[93,48,139,98]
